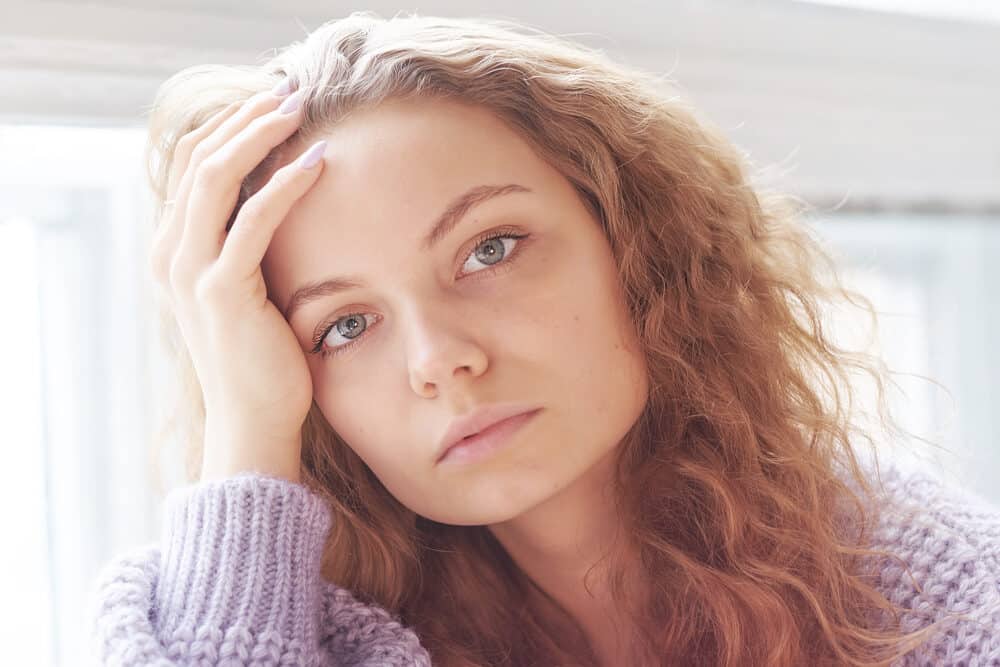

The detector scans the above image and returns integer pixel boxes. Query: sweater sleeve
[86,472,431,666]
[866,461,1000,666]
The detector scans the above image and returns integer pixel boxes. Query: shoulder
[855,458,1000,664]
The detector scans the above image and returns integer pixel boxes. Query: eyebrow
[282,183,532,321]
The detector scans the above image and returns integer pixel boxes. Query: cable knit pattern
[88,472,430,666]
[87,461,999,665]
[857,461,1000,666]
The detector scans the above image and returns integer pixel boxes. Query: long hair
[143,12,972,665]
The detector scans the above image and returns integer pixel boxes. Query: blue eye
[312,313,373,359]
[310,228,530,359]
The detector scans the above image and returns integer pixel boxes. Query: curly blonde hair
[144,11,970,666]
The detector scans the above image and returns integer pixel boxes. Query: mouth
[436,408,541,466]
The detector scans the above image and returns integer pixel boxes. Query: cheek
[312,371,376,448]
[548,256,642,400]
[535,260,622,357]
[313,393,401,483]
[311,362,409,466]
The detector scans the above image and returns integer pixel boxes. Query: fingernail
[272,76,292,97]
[298,140,327,169]
[279,89,303,114]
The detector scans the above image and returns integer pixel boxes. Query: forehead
[261,97,555,311]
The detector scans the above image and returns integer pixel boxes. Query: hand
[149,83,326,484]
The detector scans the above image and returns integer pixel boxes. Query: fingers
[166,101,242,202]
[155,93,284,288]
[170,89,289,233]
[215,139,328,284]
[150,102,242,287]
[176,89,306,278]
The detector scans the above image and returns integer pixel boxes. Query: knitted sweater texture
[87,459,1000,666]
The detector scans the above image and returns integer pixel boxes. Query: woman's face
[262,96,648,525]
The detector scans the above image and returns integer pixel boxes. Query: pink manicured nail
[278,89,303,114]
[272,77,292,97]
[298,140,327,169]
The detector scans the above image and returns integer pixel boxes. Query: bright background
[1,1,998,664]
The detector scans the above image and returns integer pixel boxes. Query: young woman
[89,12,999,666]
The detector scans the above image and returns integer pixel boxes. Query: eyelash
[310,227,530,359]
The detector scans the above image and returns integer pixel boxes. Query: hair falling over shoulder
[143,11,968,666]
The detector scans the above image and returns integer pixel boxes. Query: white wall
[1,0,998,212]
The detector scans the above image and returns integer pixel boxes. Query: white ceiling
[1,0,998,212]
[800,0,1000,25]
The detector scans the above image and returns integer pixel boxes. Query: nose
[405,306,489,397]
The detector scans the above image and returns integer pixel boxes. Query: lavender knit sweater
[87,459,1000,666]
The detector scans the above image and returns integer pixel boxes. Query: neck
[487,446,638,661]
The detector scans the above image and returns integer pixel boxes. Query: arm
[88,473,431,666]
[88,473,333,665]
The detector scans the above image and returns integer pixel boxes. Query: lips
[436,402,542,462]
[436,409,541,466]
